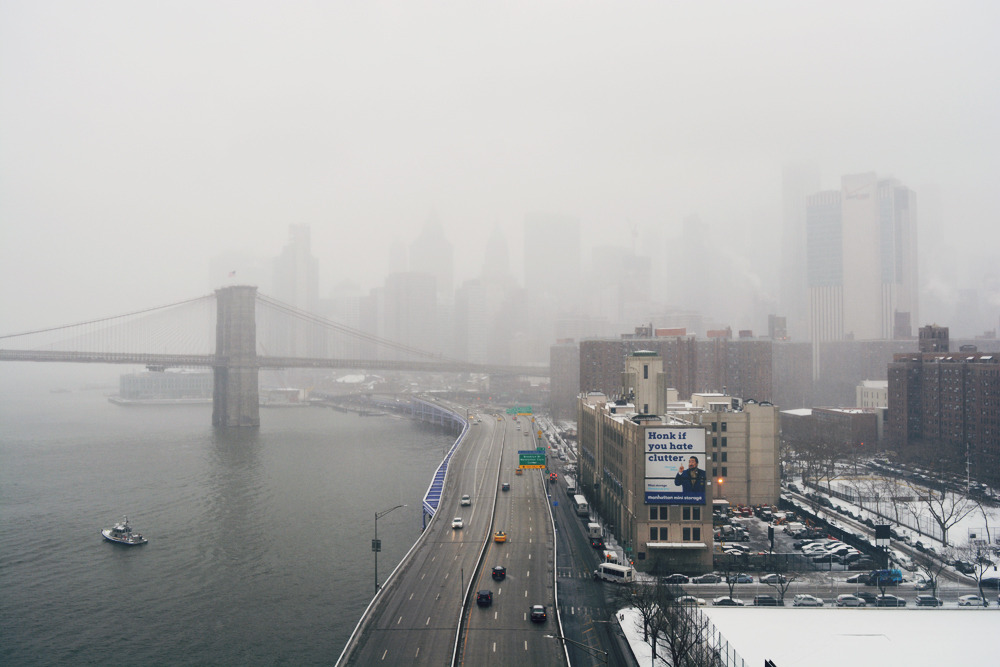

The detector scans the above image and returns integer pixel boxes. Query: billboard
[644,427,706,505]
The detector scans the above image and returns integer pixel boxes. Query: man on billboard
[674,456,706,494]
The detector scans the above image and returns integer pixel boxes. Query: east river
[0,365,453,666]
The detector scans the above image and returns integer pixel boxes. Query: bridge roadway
[338,413,564,667]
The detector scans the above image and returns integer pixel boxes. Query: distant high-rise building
[780,164,821,340]
[381,272,438,361]
[272,224,322,357]
[409,215,454,304]
[919,324,949,353]
[523,213,580,309]
[806,173,918,374]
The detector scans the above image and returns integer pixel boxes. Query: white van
[587,523,602,538]
[602,550,620,564]
[593,562,635,583]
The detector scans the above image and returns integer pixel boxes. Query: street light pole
[374,504,406,592]
[543,634,608,665]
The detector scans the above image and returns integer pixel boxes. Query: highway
[339,412,566,667]
[339,411,506,665]
[457,415,564,666]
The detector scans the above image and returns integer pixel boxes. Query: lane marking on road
[415,647,420,658]
[381,650,387,660]
[524,640,528,651]
[527,570,530,577]
[425,617,430,626]
[397,616,402,624]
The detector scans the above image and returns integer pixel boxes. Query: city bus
[572,494,589,517]
[564,476,577,495]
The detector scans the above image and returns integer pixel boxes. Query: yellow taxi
[494,531,507,543]
[515,467,523,475]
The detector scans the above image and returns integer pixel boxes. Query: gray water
[0,365,452,666]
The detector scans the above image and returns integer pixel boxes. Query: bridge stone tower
[213,285,260,427]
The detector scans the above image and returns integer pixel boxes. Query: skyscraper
[409,214,454,304]
[780,164,821,340]
[272,224,321,357]
[806,173,918,373]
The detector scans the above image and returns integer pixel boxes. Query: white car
[836,594,866,607]
[792,594,824,607]
[461,495,471,506]
[452,517,463,529]
[958,594,987,606]
[677,595,706,606]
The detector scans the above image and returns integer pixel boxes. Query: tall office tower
[381,272,437,361]
[806,173,918,374]
[272,224,322,357]
[780,164,821,340]
[409,215,454,304]
[523,213,581,310]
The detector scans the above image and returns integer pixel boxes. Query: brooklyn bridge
[0,285,546,426]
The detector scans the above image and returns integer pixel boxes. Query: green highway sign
[506,406,533,415]
[518,450,546,468]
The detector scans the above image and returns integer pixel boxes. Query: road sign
[506,406,533,415]
[518,450,546,468]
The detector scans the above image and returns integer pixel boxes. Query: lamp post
[374,504,406,592]
[543,634,608,665]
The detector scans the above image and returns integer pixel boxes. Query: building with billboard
[577,351,780,574]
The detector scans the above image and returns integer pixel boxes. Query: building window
[711,451,717,462]
[683,527,702,541]
[721,422,727,432]
[712,437,718,447]
[643,364,648,380]
[650,527,658,540]
[721,437,727,447]
[721,467,728,476]
[711,422,717,432]
[682,507,701,521]
[721,452,727,462]
[712,467,717,477]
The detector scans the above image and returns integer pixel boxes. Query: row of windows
[711,451,728,462]
[712,467,728,477]
[712,437,728,447]
[710,422,728,432]
[649,506,702,521]
[649,526,702,542]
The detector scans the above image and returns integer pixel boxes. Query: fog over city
[2,2,999,342]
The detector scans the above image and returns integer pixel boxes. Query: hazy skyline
[2,2,998,334]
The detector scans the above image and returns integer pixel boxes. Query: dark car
[691,573,722,584]
[501,482,510,491]
[856,591,878,606]
[590,537,605,549]
[530,604,547,622]
[492,565,506,581]
[476,590,493,607]
[727,573,753,584]
[753,595,783,606]
[875,594,906,607]
[915,595,943,607]
[661,573,689,584]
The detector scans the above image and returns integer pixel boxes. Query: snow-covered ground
[619,605,999,667]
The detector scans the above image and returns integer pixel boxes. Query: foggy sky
[2,1,998,332]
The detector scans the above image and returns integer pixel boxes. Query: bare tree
[911,546,953,599]
[760,558,797,604]
[954,540,998,605]
[906,486,978,547]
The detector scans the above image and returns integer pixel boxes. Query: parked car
[530,604,547,622]
[856,591,878,606]
[760,574,787,584]
[792,594,824,607]
[661,574,689,584]
[451,517,463,529]
[460,494,471,506]
[476,590,493,607]
[958,594,988,607]
[691,573,722,584]
[836,594,866,607]
[753,595,783,606]
[875,594,907,607]
[676,595,706,606]
[727,573,753,584]
[845,573,870,584]
[915,595,943,607]
[712,596,745,606]
[492,565,506,580]
[914,579,932,591]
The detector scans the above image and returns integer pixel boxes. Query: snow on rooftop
[619,606,999,667]
[782,408,813,416]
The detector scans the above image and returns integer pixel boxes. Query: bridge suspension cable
[255,293,466,364]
